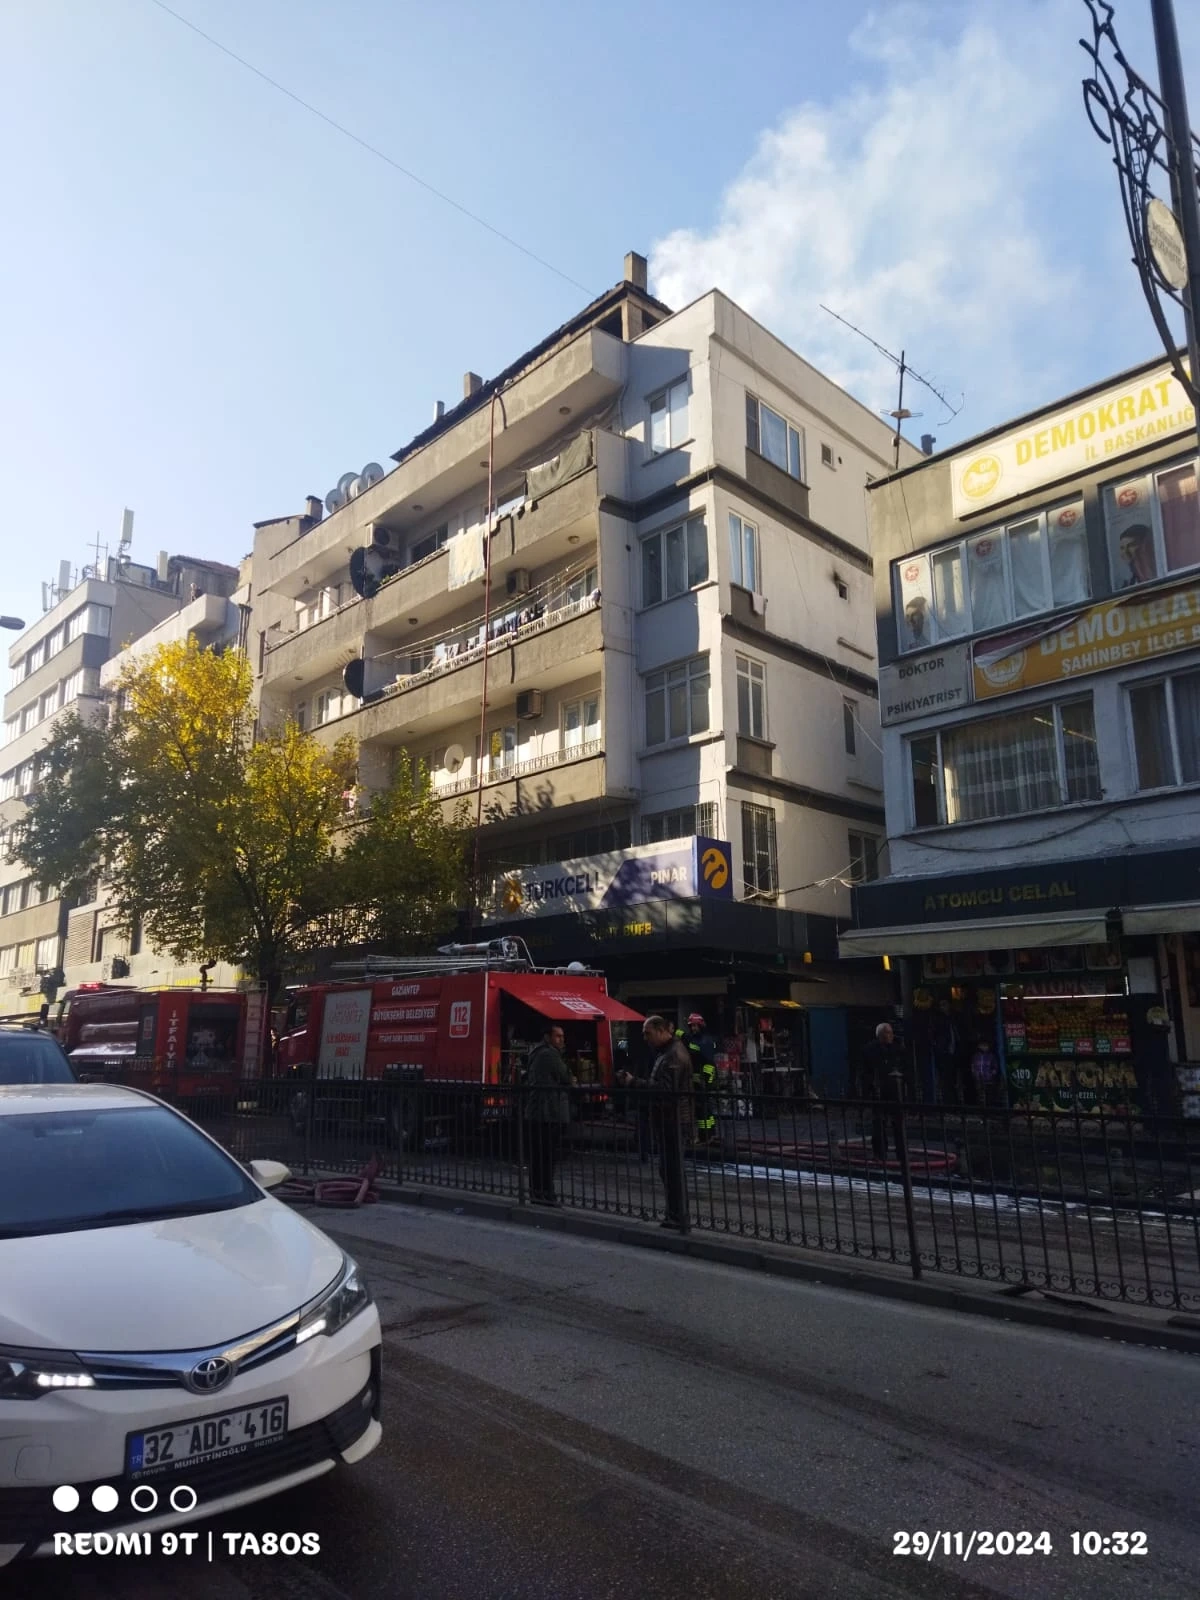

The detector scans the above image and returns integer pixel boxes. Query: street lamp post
[0,617,25,631]
[1149,0,1200,400]
[1083,0,1200,433]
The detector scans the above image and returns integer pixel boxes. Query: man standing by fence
[618,1015,693,1230]
[524,1024,573,1206]
[861,1021,908,1164]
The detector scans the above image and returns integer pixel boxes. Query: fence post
[892,1074,921,1279]
[674,1086,691,1236]
[303,1070,314,1178]
[515,1085,527,1206]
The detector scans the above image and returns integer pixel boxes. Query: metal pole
[892,1072,922,1280]
[1151,0,1200,425]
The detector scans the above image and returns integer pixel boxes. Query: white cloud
[651,1,1160,446]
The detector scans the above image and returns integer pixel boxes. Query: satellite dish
[337,471,358,496]
[349,544,402,600]
[343,658,366,699]
[347,477,366,500]
[325,487,346,514]
[443,743,466,773]
[360,462,384,489]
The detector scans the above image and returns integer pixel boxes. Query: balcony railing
[376,590,600,702]
[434,737,602,797]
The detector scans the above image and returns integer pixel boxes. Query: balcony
[266,328,624,597]
[433,740,611,829]
[311,595,604,748]
[263,463,602,690]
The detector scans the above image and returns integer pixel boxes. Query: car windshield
[0,1031,77,1085]
[0,1105,260,1237]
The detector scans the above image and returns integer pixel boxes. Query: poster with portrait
[896,553,934,652]
[1105,474,1158,590]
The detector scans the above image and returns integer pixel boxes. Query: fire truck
[277,939,644,1141]
[57,982,270,1102]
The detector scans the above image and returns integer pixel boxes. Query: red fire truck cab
[277,940,644,1137]
[60,984,266,1101]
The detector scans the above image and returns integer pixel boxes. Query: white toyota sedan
[0,1084,381,1565]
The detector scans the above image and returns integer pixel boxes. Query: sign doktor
[973,573,1200,700]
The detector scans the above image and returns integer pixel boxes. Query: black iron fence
[110,1069,1200,1312]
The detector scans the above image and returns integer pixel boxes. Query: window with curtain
[893,498,1089,649]
[641,517,708,606]
[729,513,759,591]
[910,697,1100,826]
[649,379,689,455]
[746,395,804,479]
[848,832,880,882]
[562,696,599,749]
[1130,669,1200,788]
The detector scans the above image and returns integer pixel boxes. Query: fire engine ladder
[329,938,535,980]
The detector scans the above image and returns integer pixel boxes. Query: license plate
[127,1397,288,1477]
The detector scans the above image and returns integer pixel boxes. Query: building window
[843,698,858,756]
[736,655,766,739]
[59,670,84,707]
[644,655,710,746]
[1129,668,1200,788]
[2,881,27,917]
[562,565,599,609]
[648,378,688,455]
[45,627,63,660]
[40,689,58,721]
[0,946,13,977]
[488,725,517,772]
[907,696,1101,827]
[848,832,880,883]
[1106,458,1200,590]
[641,803,716,844]
[562,696,600,749]
[728,513,759,592]
[66,604,112,643]
[410,524,449,564]
[641,516,708,606]
[3,718,17,746]
[546,821,631,859]
[35,935,57,970]
[20,703,38,735]
[894,498,1090,651]
[294,701,307,732]
[741,803,779,898]
[746,395,804,480]
[312,688,345,727]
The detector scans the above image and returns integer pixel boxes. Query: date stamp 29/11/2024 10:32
[893,1531,1149,1560]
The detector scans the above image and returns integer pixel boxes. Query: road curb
[330,1180,1200,1357]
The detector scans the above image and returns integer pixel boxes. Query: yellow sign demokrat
[951,361,1195,519]
[973,574,1200,699]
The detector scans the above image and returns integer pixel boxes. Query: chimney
[433,400,445,422]
[920,434,936,456]
[463,372,483,399]
[624,251,648,290]
[304,495,323,523]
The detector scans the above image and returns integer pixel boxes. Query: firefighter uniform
[678,1016,717,1143]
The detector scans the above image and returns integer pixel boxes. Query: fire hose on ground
[276,1154,382,1208]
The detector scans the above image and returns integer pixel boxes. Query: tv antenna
[820,305,963,469]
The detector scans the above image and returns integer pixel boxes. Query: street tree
[14,639,468,995]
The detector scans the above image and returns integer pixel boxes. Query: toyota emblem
[187,1356,234,1394]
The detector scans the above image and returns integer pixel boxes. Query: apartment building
[250,253,917,1090]
[845,353,1200,1114]
[0,551,239,1016]
[61,577,249,993]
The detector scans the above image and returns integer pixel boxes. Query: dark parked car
[0,1027,77,1085]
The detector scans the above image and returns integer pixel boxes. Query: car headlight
[0,1346,96,1400]
[295,1256,371,1345]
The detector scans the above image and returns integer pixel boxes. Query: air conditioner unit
[515,689,544,720]
[110,956,130,980]
[506,569,532,597]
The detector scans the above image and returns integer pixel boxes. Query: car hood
[0,1198,344,1352]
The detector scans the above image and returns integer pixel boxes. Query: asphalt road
[10,1208,1199,1600]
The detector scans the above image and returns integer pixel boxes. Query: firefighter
[678,1012,718,1146]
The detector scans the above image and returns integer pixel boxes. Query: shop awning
[838,912,1112,959]
[1122,904,1200,936]
[493,976,645,1024]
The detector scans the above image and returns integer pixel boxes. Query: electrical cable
[145,0,593,295]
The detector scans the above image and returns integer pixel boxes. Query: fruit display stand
[1002,989,1139,1114]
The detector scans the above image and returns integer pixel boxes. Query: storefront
[843,849,1195,1114]
[476,838,892,1097]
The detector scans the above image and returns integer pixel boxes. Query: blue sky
[3,0,1199,635]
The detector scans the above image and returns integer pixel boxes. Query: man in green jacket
[524,1024,573,1206]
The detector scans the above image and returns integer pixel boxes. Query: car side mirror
[248,1158,291,1190]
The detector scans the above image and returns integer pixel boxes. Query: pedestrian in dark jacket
[860,1022,908,1163]
[617,1015,693,1228]
[524,1025,573,1205]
